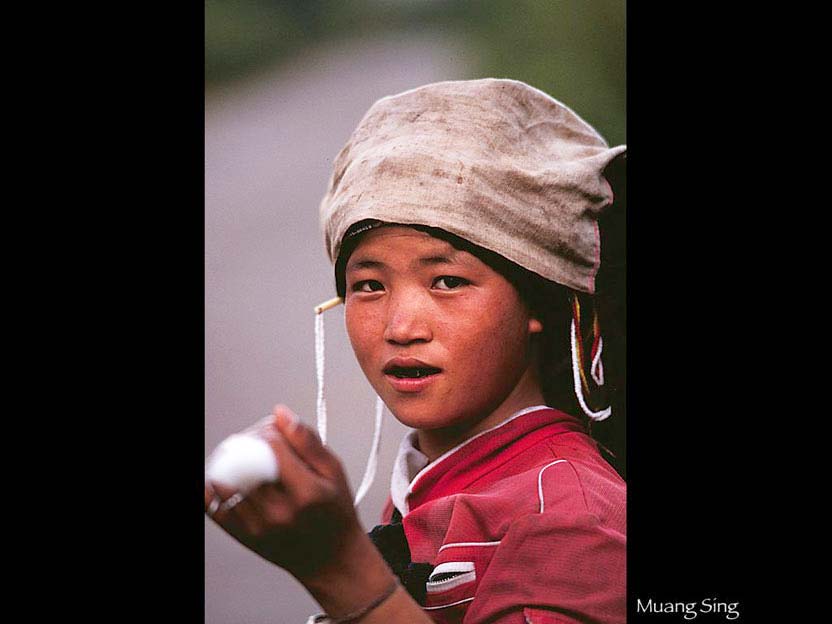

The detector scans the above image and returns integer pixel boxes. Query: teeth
[391,367,436,378]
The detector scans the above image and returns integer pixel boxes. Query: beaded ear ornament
[569,294,611,422]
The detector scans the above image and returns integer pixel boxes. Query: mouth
[383,358,443,392]
[384,365,442,379]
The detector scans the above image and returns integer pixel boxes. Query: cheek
[344,305,379,369]
[450,299,531,374]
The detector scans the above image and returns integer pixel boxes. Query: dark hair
[333,220,609,418]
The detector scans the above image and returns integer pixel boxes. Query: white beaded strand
[571,318,611,421]
[314,311,328,445]
[590,335,605,386]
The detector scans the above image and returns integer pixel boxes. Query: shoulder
[465,432,625,530]
[461,450,626,622]
[426,453,626,623]
[537,440,626,530]
[410,434,625,621]
[431,437,626,564]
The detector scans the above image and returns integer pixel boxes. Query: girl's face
[344,226,544,447]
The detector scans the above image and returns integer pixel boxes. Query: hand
[205,406,435,623]
[205,405,364,581]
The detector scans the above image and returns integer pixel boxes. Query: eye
[351,279,384,293]
[433,276,469,290]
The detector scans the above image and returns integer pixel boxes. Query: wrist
[326,577,400,623]
[300,528,397,618]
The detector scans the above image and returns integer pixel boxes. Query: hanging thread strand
[589,307,604,386]
[590,336,605,386]
[571,318,611,421]
[353,396,385,507]
[572,296,591,396]
[314,311,328,445]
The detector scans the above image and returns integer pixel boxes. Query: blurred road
[205,30,471,624]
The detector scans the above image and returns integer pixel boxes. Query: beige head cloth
[320,77,625,295]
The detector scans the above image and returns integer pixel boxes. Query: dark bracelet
[328,578,400,624]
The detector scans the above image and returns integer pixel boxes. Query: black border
[627,3,763,621]
[98,3,769,620]
[86,5,206,620]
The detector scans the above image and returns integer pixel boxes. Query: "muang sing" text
[636,597,740,620]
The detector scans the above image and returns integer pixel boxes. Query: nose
[383,290,432,345]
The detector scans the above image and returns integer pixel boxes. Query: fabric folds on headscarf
[319,78,625,294]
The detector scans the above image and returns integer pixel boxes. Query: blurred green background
[206,0,625,144]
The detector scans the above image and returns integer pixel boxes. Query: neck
[416,363,546,462]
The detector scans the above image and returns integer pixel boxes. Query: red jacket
[381,405,626,624]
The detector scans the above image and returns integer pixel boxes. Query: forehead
[346,226,475,268]
[354,225,450,248]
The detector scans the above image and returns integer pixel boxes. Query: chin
[385,403,436,429]
[384,397,475,432]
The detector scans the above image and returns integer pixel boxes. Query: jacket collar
[390,405,585,515]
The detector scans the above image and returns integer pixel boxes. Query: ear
[528,317,543,334]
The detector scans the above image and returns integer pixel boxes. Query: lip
[385,370,442,393]
[383,356,443,393]
[383,356,442,372]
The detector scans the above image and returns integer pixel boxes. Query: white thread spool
[205,433,280,493]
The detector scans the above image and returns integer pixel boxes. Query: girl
[205,78,626,624]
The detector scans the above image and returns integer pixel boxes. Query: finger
[259,421,320,496]
[205,484,221,517]
[221,493,264,537]
[206,482,244,521]
[246,481,295,526]
[271,404,342,479]
[205,482,259,536]
[205,481,238,530]
[241,413,278,437]
[214,481,296,537]
[219,492,246,513]
[208,480,238,501]
[212,503,256,547]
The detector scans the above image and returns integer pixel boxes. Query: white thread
[314,312,328,445]
[537,459,568,513]
[438,541,501,552]
[590,335,605,386]
[353,396,385,507]
[315,307,385,508]
[571,319,611,421]
[423,597,476,610]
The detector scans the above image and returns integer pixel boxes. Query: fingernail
[206,495,221,518]
[279,409,299,433]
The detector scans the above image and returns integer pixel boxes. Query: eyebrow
[347,254,463,273]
